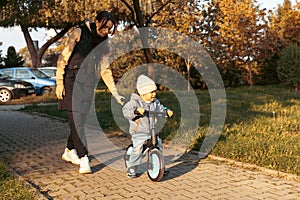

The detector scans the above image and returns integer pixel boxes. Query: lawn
[0,158,36,200]
[20,84,300,175]
[208,85,300,175]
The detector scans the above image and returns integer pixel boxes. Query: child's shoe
[62,148,81,165]
[79,155,92,174]
[127,167,137,178]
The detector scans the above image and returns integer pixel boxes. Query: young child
[122,75,173,178]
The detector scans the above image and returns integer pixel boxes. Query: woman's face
[96,19,113,37]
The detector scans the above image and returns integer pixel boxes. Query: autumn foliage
[0,0,299,88]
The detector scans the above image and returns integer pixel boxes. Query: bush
[277,44,300,90]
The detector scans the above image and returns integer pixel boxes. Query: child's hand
[167,109,173,117]
[136,108,145,115]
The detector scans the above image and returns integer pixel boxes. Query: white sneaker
[62,148,81,165]
[79,155,92,174]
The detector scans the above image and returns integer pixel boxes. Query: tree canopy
[3,46,24,67]
[269,0,300,45]
[0,0,299,88]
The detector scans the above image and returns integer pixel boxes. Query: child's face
[140,90,157,102]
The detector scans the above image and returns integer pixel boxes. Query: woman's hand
[114,94,125,105]
[56,84,65,100]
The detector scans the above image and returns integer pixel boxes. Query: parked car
[0,72,35,103]
[38,66,57,80]
[0,67,56,95]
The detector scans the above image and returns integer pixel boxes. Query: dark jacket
[58,22,106,112]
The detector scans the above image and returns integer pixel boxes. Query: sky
[0,0,291,54]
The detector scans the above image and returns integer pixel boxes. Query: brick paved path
[0,110,299,200]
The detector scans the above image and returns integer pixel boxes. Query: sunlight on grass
[208,85,300,175]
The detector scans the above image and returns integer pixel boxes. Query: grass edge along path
[0,157,37,200]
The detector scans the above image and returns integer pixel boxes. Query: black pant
[67,111,88,158]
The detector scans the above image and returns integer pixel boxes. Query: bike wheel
[147,148,164,182]
[124,144,133,168]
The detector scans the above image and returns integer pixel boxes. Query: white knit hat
[136,75,157,95]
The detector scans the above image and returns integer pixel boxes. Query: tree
[112,0,205,81]
[198,0,277,87]
[277,43,300,90]
[40,0,204,79]
[269,0,300,46]
[117,0,175,78]
[0,0,205,71]
[18,47,31,67]
[0,0,157,68]
[0,0,73,67]
[258,0,300,86]
[4,46,24,67]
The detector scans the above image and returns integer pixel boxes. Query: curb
[10,168,49,200]
[0,103,57,111]
[207,154,300,182]
[0,104,26,111]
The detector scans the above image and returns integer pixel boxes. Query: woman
[56,11,124,174]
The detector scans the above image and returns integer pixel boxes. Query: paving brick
[0,110,299,199]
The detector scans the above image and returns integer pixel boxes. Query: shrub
[277,44,300,90]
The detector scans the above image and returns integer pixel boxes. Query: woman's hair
[96,11,116,35]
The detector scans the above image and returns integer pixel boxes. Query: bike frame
[143,110,167,150]
[124,110,168,181]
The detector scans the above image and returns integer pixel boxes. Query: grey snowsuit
[122,93,167,169]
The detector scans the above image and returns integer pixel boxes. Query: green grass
[0,158,36,200]
[21,84,300,175]
[210,85,300,175]
[22,103,68,120]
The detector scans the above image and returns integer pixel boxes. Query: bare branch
[145,0,175,26]
[38,25,72,58]
[120,0,137,25]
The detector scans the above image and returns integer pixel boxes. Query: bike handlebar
[133,109,168,118]
[147,110,167,116]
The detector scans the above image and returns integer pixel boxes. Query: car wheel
[41,88,51,95]
[0,88,12,103]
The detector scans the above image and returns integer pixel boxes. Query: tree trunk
[20,23,72,68]
[247,62,253,87]
[132,0,155,79]
[185,58,191,95]
[20,24,39,67]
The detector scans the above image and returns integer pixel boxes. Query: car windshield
[41,69,56,77]
[0,72,12,80]
[30,68,49,78]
